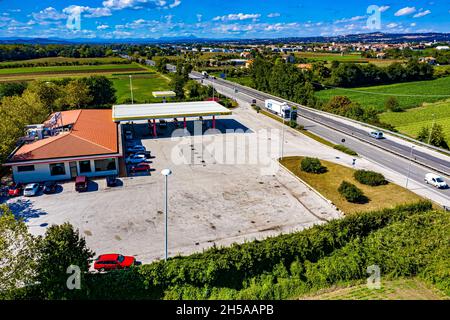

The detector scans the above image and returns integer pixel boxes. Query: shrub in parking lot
[338,181,368,204]
[300,157,327,174]
[354,170,388,186]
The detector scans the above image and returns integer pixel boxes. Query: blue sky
[0,1,449,39]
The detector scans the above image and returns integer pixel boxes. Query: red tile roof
[9,109,118,162]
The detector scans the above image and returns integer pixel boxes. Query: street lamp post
[281,116,286,161]
[129,75,134,104]
[161,168,172,261]
[405,145,415,188]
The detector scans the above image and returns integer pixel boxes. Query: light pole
[428,114,435,145]
[161,168,172,261]
[280,116,286,161]
[405,145,415,188]
[129,75,134,104]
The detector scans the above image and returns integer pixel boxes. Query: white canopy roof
[112,101,232,121]
[152,91,176,97]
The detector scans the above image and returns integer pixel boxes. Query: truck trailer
[265,99,291,119]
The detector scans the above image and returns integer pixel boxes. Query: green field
[112,72,172,104]
[0,56,127,66]
[295,52,403,66]
[316,76,450,111]
[380,99,450,141]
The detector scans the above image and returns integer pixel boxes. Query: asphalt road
[191,71,450,204]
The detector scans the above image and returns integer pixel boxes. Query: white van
[424,173,448,189]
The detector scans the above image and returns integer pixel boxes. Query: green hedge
[354,170,388,186]
[300,157,327,174]
[79,202,431,299]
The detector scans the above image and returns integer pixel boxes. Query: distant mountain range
[0,32,448,45]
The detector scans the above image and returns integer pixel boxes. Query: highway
[190,71,450,204]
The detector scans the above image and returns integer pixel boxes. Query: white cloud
[196,14,202,22]
[387,23,398,28]
[267,13,280,18]
[413,10,431,18]
[410,22,417,27]
[84,7,112,18]
[394,7,416,16]
[169,0,181,9]
[32,7,66,21]
[213,13,261,22]
[97,24,110,30]
[379,6,390,13]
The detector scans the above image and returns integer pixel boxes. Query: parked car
[126,154,147,164]
[424,173,448,189]
[131,163,151,173]
[130,150,151,159]
[23,183,40,197]
[43,181,58,194]
[158,119,167,128]
[125,130,133,140]
[8,183,23,197]
[106,175,119,187]
[75,176,88,192]
[127,145,146,153]
[370,131,384,139]
[93,254,136,272]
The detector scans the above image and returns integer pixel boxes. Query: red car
[131,162,150,173]
[93,254,136,272]
[8,183,23,197]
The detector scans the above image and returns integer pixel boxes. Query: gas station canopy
[112,101,232,122]
[152,91,176,98]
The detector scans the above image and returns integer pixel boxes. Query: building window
[17,165,35,172]
[49,163,66,176]
[94,158,116,172]
[79,160,91,173]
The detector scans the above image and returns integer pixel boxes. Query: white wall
[12,158,119,183]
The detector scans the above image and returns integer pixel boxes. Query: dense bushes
[354,170,388,186]
[338,181,368,203]
[300,157,327,174]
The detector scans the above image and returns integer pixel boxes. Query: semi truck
[265,99,291,119]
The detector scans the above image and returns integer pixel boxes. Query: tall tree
[79,76,117,107]
[0,205,38,299]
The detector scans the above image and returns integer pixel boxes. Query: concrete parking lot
[5,104,346,263]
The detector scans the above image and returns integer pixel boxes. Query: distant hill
[0,32,448,45]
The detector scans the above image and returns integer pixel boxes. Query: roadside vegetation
[280,156,423,214]
[3,201,448,300]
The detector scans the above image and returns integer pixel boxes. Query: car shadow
[86,180,99,192]
[7,198,48,222]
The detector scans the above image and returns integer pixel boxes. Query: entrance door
[69,161,78,178]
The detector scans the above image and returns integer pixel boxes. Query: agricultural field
[380,99,450,141]
[280,156,423,214]
[315,76,450,111]
[112,72,172,104]
[301,278,449,300]
[0,61,147,82]
[295,52,403,66]
[0,56,127,67]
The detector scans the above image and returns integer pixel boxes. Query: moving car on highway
[370,131,384,139]
[424,173,448,189]
[93,254,136,272]
[23,183,40,197]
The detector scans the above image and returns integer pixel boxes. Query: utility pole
[129,75,134,104]
[161,168,172,261]
[428,114,435,145]
[405,145,415,188]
